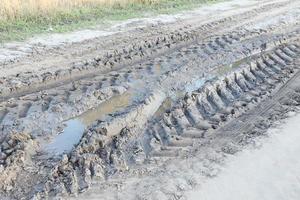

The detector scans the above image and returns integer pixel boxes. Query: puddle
[153,64,162,75]
[153,97,173,118]
[79,91,132,125]
[185,78,209,93]
[44,55,254,155]
[214,50,269,77]
[45,91,133,155]
[215,57,251,76]
[45,119,85,155]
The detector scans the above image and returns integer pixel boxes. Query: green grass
[0,0,223,43]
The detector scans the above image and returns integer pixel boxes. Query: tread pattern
[0,1,292,99]
[32,43,300,199]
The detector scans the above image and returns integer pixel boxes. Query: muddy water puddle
[153,97,173,118]
[44,55,258,155]
[45,119,85,155]
[44,75,163,155]
[215,56,252,76]
[79,91,132,125]
[45,91,133,155]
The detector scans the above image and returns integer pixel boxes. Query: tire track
[0,0,294,100]
[2,29,294,136]
[2,1,300,198]
[130,43,300,160]
[28,42,300,199]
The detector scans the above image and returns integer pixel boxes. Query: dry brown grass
[0,0,217,42]
[0,0,158,20]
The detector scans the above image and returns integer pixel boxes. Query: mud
[1,0,300,199]
[75,52,300,200]
[45,91,133,155]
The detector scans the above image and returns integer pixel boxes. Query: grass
[0,0,222,43]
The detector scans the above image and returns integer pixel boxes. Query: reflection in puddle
[45,52,265,155]
[185,78,208,93]
[153,64,162,75]
[79,91,132,125]
[153,97,173,118]
[45,92,133,155]
[45,119,85,155]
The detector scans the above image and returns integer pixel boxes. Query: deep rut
[0,0,296,100]
[139,44,300,159]
[2,27,297,138]
[29,41,300,199]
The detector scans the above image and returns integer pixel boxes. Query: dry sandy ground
[188,112,300,200]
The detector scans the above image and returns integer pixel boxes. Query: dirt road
[187,112,300,200]
[1,0,300,199]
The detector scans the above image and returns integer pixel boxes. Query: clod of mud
[0,132,36,193]
[33,91,166,198]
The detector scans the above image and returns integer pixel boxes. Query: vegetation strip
[0,0,221,43]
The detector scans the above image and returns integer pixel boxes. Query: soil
[187,112,300,200]
[1,0,300,199]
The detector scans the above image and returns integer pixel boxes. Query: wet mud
[1,0,300,199]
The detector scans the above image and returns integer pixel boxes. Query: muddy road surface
[1,0,300,199]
